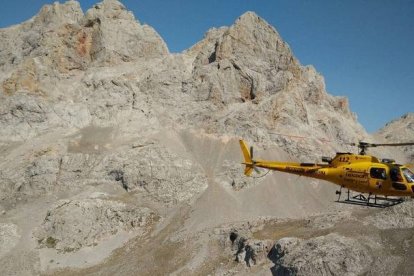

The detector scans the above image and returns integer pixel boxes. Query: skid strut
[335,188,404,208]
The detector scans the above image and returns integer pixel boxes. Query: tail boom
[239,139,328,179]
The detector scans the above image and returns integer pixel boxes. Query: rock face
[367,200,414,229]
[1,1,413,275]
[182,11,366,159]
[0,223,21,259]
[83,0,169,64]
[269,234,372,275]
[0,0,168,141]
[34,198,157,252]
[228,229,273,267]
[0,130,208,206]
[376,113,414,161]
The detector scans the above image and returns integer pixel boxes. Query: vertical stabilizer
[239,140,254,176]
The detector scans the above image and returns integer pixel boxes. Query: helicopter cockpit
[389,166,414,183]
[402,167,414,183]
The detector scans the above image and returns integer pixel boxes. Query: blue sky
[1,0,413,133]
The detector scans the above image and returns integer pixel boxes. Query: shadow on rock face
[108,169,128,191]
[267,238,298,276]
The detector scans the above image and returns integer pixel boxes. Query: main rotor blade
[250,146,254,160]
[370,142,414,147]
[353,141,414,148]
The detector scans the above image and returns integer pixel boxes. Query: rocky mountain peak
[85,0,135,22]
[189,12,290,62]
[0,0,169,96]
[82,0,169,65]
[379,112,414,134]
[186,11,302,106]
[215,11,295,69]
[376,112,414,161]
[233,11,280,36]
[236,11,260,22]
[400,112,414,122]
[33,0,84,27]
[233,11,270,30]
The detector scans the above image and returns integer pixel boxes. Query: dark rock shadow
[267,244,296,276]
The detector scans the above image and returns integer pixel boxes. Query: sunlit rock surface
[1,1,413,275]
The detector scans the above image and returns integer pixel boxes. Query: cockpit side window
[402,168,414,183]
[390,167,403,182]
[370,167,386,180]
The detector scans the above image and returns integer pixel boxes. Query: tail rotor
[249,146,262,174]
[239,140,261,176]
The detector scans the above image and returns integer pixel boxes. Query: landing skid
[335,187,404,208]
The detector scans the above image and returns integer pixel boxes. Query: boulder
[269,234,372,275]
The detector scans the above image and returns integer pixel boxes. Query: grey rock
[33,0,84,27]
[375,112,414,161]
[229,230,272,267]
[0,132,208,206]
[104,141,209,203]
[269,234,372,276]
[84,0,169,65]
[367,200,414,229]
[33,198,157,252]
[0,223,21,259]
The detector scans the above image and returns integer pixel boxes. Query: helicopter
[239,139,414,208]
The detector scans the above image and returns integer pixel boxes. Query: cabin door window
[369,167,386,180]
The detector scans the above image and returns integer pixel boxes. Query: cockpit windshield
[402,168,414,183]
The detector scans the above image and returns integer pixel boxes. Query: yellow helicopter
[239,140,414,207]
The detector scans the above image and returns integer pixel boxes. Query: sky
[0,0,413,133]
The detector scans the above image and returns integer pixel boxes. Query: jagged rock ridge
[376,113,414,161]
